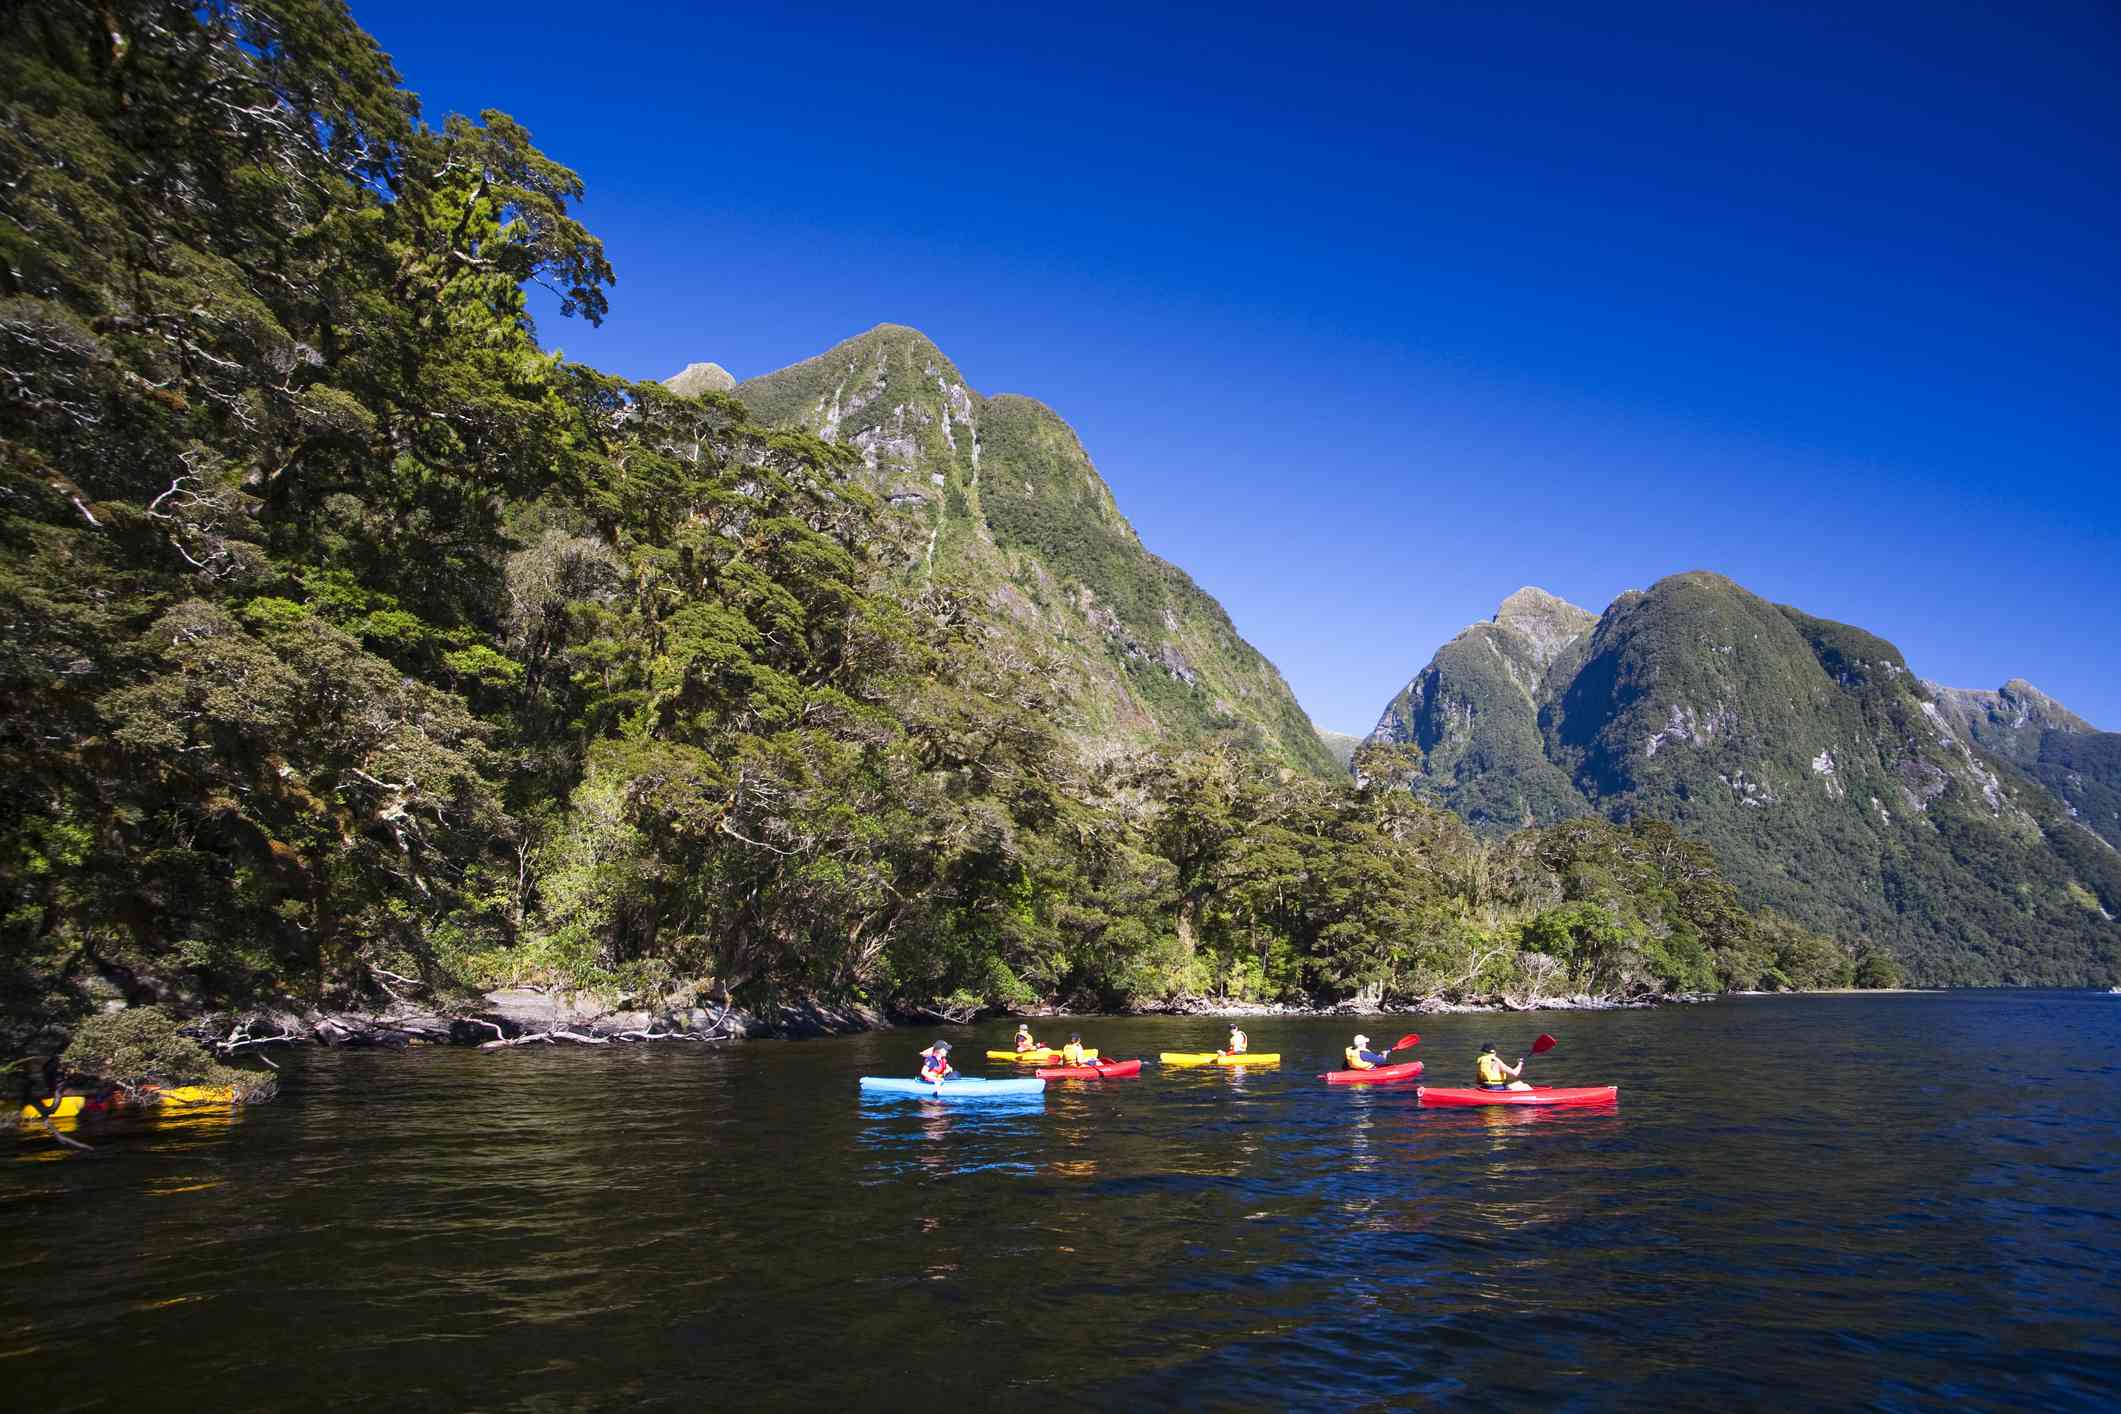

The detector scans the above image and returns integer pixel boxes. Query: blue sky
[353,0,2119,732]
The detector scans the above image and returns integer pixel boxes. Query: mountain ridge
[1361,572,2121,985]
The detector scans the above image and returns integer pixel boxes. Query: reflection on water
[6,994,2120,1410]
[856,1092,1047,1179]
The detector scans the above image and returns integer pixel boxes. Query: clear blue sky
[352,0,2119,733]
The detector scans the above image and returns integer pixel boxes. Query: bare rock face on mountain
[663,361,735,397]
[1362,571,2120,986]
[1930,679,2120,849]
[674,325,1336,775]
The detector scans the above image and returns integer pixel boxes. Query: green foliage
[1852,944,1904,989]
[60,1006,258,1094]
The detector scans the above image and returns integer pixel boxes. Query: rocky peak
[1925,678,2098,769]
[1492,586,1597,669]
[664,361,735,397]
[1998,679,2095,733]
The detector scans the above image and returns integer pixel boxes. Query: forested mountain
[1365,587,1594,829]
[0,3,1897,1055]
[1360,574,2121,985]
[717,326,1338,777]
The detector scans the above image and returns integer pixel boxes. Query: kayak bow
[1415,1085,1618,1107]
[1033,1059,1143,1079]
[1320,1060,1424,1085]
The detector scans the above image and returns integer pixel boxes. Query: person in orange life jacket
[1012,1024,1040,1053]
[1060,1033,1090,1066]
[1225,1025,1248,1055]
[1344,1034,1390,1070]
[918,1041,954,1083]
[1477,1042,1531,1091]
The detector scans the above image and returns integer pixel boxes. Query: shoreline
[168,987,1719,1061]
[149,981,2068,1065]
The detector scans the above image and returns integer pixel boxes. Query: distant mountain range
[671,325,1336,776]
[1358,573,2119,985]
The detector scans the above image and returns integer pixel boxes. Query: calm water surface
[5,993,2119,1410]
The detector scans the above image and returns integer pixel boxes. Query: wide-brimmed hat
[1354,1034,1370,1046]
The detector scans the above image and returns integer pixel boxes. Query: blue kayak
[858,1077,1045,1099]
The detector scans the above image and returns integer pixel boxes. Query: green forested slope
[1362,573,2121,985]
[728,326,1340,777]
[1364,588,1593,828]
[1,3,1884,1055]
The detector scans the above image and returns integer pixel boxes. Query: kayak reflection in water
[1225,1025,1248,1056]
[1013,1024,1040,1053]
[1060,1033,1090,1066]
[1477,1041,1532,1091]
[1344,1033,1390,1071]
[918,1041,955,1084]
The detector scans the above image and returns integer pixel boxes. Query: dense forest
[0,1,1886,1060]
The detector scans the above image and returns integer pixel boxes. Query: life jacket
[921,1055,952,1082]
[1477,1053,1506,1085]
[1227,1030,1248,1053]
[1344,1046,1375,1070]
[1014,1033,1036,1052]
[1061,1041,1086,1065]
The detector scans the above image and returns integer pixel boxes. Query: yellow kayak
[18,1095,92,1120]
[1159,1052,1281,1066]
[150,1085,236,1105]
[986,1048,1099,1062]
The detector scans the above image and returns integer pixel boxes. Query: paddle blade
[1391,1033,1421,1051]
[1530,1033,1557,1055]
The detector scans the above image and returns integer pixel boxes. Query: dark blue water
[6,993,2119,1409]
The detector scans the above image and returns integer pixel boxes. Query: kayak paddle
[1389,1032,1420,1052]
[1529,1033,1556,1055]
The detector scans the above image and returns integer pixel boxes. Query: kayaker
[1476,1042,1531,1091]
[1344,1034,1390,1070]
[918,1041,955,1084]
[1013,1024,1039,1053]
[1060,1033,1089,1066]
[1226,1025,1248,1056]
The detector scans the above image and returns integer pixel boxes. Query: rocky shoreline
[174,987,1713,1061]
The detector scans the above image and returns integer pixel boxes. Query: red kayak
[1417,1085,1618,1107]
[1033,1059,1143,1079]
[1320,1060,1424,1085]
